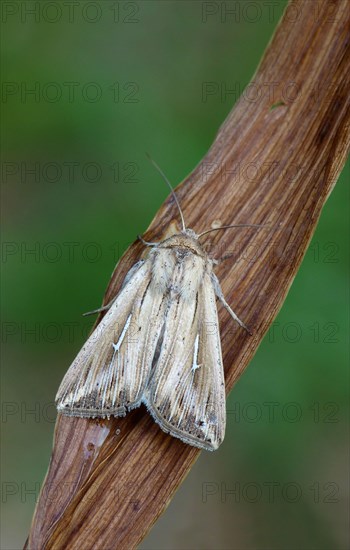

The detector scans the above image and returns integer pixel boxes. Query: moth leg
[211,253,235,266]
[211,273,252,335]
[138,235,159,247]
[82,296,118,317]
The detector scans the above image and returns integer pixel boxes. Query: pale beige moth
[56,163,258,450]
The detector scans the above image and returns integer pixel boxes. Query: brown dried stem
[27,1,350,548]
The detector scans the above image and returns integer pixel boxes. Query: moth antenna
[146,153,186,231]
[198,223,268,239]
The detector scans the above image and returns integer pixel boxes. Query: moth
[56,160,260,450]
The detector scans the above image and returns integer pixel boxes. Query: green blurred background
[1,1,348,549]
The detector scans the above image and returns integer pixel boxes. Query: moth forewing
[56,260,166,417]
[145,259,226,451]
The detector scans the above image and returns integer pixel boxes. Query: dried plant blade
[27,1,350,548]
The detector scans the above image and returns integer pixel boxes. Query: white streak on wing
[113,313,132,352]
[191,334,200,372]
[187,334,201,424]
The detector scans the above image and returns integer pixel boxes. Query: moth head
[156,230,206,258]
[182,228,198,240]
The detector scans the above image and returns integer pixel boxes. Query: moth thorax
[151,247,206,300]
